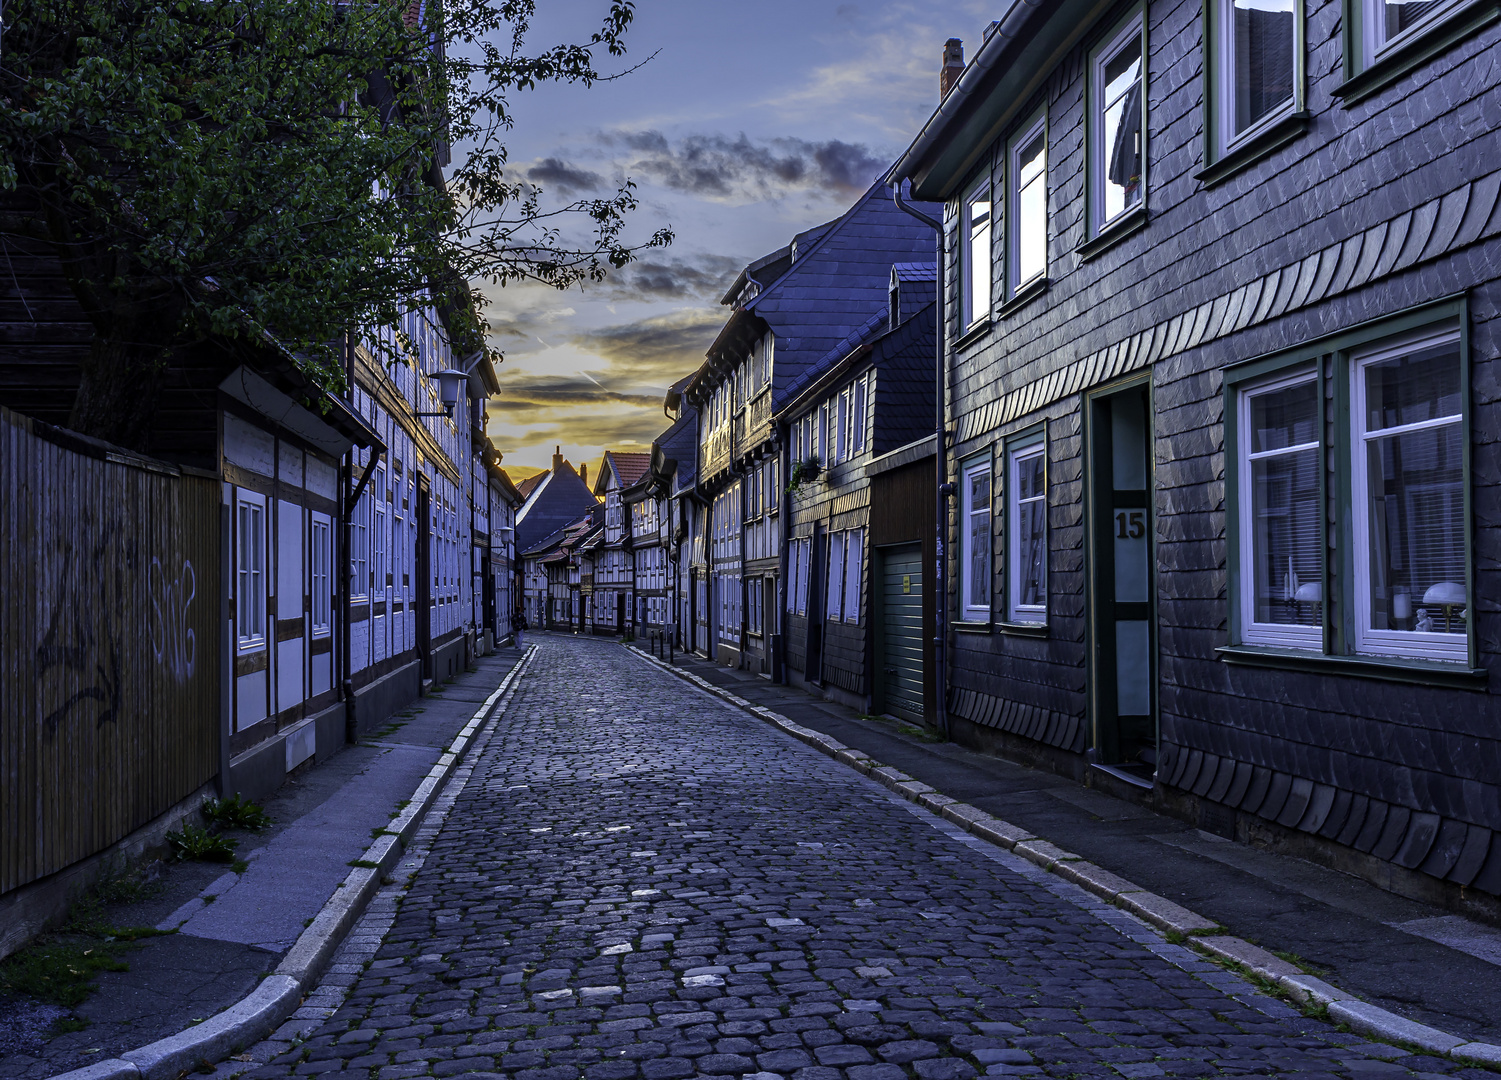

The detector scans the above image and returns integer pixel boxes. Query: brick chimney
[941,38,964,100]
[580,462,588,486]
[553,445,563,473]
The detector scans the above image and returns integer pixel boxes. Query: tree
[0,0,670,449]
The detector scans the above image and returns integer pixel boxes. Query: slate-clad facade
[891,0,1501,906]
[685,184,937,674]
[780,287,937,710]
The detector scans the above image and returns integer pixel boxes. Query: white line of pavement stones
[58,646,540,1080]
[620,642,1501,1071]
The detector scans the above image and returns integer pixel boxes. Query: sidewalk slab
[0,649,528,1080]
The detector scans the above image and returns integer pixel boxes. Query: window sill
[1078,206,1148,262]
[952,619,992,634]
[1335,2,1499,105]
[1195,111,1311,189]
[997,619,1048,638]
[998,277,1048,320]
[1216,644,1486,689]
[954,318,993,353]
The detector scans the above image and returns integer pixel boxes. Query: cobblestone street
[242,637,1491,1080]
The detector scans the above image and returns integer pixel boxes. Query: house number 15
[1115,510,1145,539]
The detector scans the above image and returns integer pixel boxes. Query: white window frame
[310,513,333,637]
[836,388,849,464]
[852,375,868,456]
[1213,0,1303,157]
[1007,115,1048,296]
[1091,13,1146,235]
[1007,440,1048,625]
[373,469,387,599]
[1350,326,1467,662]
[961,177,993,327]
[1237,367,1322,650]
[959,457,993,622]
[236,490,268,652]
[826,532,846,622]
[351,491,369,602]
[842,528,863,625]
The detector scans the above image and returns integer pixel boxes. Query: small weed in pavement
[0,891,170,1008]
[349,859,380,869]
[49,1016,90,1036]
[167,824,238,863]
[203,794,273,831]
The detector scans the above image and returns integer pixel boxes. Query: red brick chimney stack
[553,445,564,472]
[941,38,965,100]
[580,462,588,486]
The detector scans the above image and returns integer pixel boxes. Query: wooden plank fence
[1,404,220,897]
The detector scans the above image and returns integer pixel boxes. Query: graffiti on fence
[150,556,197,683]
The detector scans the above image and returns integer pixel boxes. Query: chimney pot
[941,38,965,100]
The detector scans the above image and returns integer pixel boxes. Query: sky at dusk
[479,0,995,480]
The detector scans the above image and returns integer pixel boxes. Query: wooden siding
[1,405,220,896]
[939,0,1501,891]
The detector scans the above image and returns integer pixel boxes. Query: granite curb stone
[47,648,537,1080]
[621,642,1501,1071]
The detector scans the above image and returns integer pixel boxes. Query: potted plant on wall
[785,455,822,497]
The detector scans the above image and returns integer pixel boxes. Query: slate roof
[773,297,935,459]
[739,182,939,411]
[515,456,599,552]
[892,262,938,282]
[653,408,699,495]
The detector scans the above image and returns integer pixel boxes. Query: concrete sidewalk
[0,648,524,1080]
[658,646,1501,1047]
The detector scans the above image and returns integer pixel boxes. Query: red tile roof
[605,450,651,488]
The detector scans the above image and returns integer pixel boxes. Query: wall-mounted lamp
[414,368,469,418]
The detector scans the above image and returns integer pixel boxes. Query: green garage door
[880,544,924,721]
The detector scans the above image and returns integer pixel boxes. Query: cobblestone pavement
[239,637,1492,1080]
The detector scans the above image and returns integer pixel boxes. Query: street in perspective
[3,0,1501,1077]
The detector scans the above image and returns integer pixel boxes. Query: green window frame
[1335,0,1499,105]
[1003,424,1049,629]
[1197,0,1309,188]
[1081,6,1148,258]
[1221,296,1483,687]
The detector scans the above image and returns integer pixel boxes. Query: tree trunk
[69,329,170,453]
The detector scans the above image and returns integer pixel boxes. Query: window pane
[967,471,991,611]
[1365,422,1465,633]
[1364,341,1462,430]
[1251,449,1321,625]
[1016,133,1046,283]
[967,191,991,323]
[1014,451,1046,612]
[1251,376,1318,453]
[1231,0,1295,136]
[1102,36,1143,221]
[1384,0,1447,41]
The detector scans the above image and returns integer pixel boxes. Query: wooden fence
[1,405,220,896]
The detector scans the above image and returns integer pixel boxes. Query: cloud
[599,253,742,301]
[525,157,603,196]
[571,307,722,378]
[603,131,890,201]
